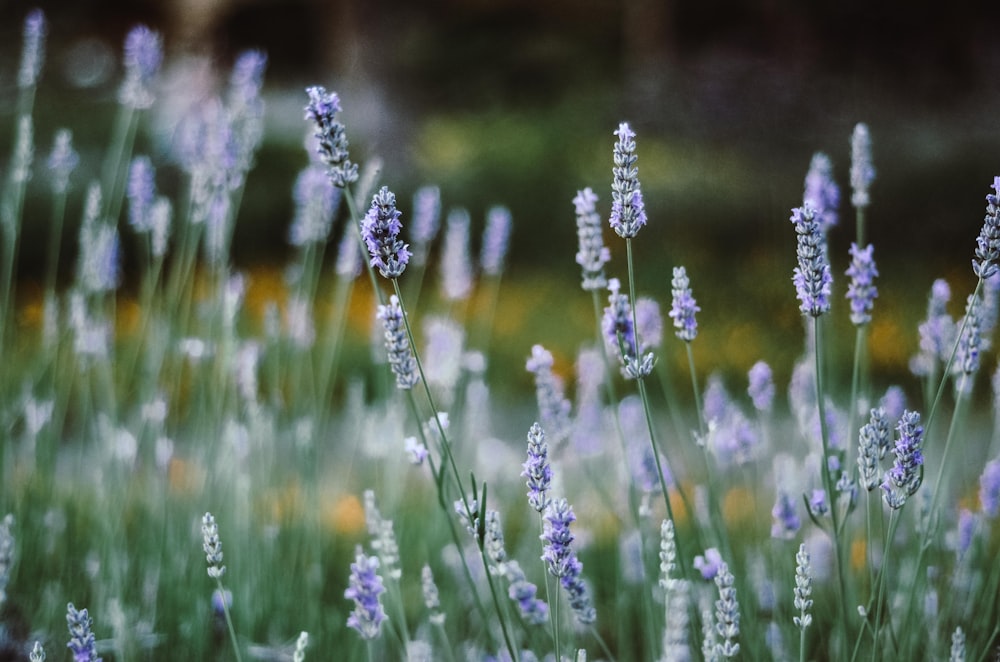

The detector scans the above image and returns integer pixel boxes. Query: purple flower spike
[669,266,700,342]
[362,186,411,279]
[609,122,647,238]
[481,205,512,277]
[974,177,1000,280]
[541,498,596,624]
[19,9,46,90]
[47,129,79,195]
[770,490,801,539]
[694,547,723,580]
[344,548,387,640]
[790,205,832,317]
[747,361,775,414]
[845,243,878,326]
[803,152,839,232]
[66,603,102,662]
[850,123,875,209]
[574,187,610,291]
[376,295,419,390]
[522,422,552,513]
[304,86,359,188]
[880,410,925,510]
[979,457,1000,518]
[127,156,156,233]
[119,25,162,109]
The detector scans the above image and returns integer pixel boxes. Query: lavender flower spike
[845,243,878,325]
[790,205,832,317]
[979,457,1000,518]
[344,548,387,640]
[201,512,226,579]
[609,122,647,238]
[66,603,102,662]
[118,25,162,109]
[304,86,359,188]
[850,123,875,209]
[48,129,80,195]
[858,407,890,491]
[376,295,420,389]
[880,410,925,510]
[573,187,610,291]
[542,498,596,624]
[714,562,740,658]
[18,9,46,90]
[127,156,156,233]
[522,422,552,513]
[669,266,700,342]
[0,514,13,606]
[974,177,1000,279]
[747,361,775,413]
[362,186,411,279]
[29,641,45,662]
[793,544,813,630]
[481,205,512,277]
[803,152,839,232]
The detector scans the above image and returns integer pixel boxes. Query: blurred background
[3,0,1000,393]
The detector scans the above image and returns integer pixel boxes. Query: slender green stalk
[214,577,243,662]
[869,510,900,662]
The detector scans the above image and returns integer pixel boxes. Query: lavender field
[2,8,1000,662]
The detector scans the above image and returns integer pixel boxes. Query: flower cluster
[66,603,102,662]
[541,498,596,624]
[857,407,891,491]
[845,242,878,325]
[747,361,775,414]
[609,122,647,238]
[790,205,832,317]
[201,512,226,579]
[793,544,813,630]
[973,176,1000,279]
[376,295,420,390]
[573,187,610,290]
[303,86,359,188]
[980,457,1000,518]
[18,9,46,90]
[602,278,654,378]
[669,265,700,342]
[47,129,79,195]
[525,345,572,444]
[344,548,387,640]
[481,205,512,277]
[0,514,13,606]
[714,562,740,658]
[881,410,925,509]
[362,186,411,279]
[118,25,162,109]
[803,152,839,231]
[522,422,552,513]
[850,123,876,209]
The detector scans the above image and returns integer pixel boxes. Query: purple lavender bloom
[973,177,1000,279]
[955,508,976,559]
[289,164,339,246]
[573,187,610,291]
[66,603,102,662]
[850,123,875,209]
[525,345,572,444]
[304,86,359,188]
[119,25,162,109]
[694,547,723,580]
[953,293,983,390]
[440,207,473,300]
[522,422,552,513]
[980,457,1000,518]
[808,489,829,517]
[47,129,80,195]
[790,205,833,317]
[335,221,362,278]
[504,561,549,625]
[878,386,906,423]
[858,407,890,491]
[18,9,46,90]
[344,548,387,640]
[635,297,663,352]
[747,361,775,414]
[669,266,700,342]
[376,295,419,390]
[362,186,411,279]
[127,156,156,233]
[541,498,595,624]
[714,562,740,658]
[880,410,925,510]
[846,242,878,325]
[602,278,654,378]
[609,122,647,238]
[410,185,441,267]
[481,205,512,277]
[201,512,226,579]
[803,152,839,232]
[770,490,801,539]
[910,279,956,377]
[702,373,730,426]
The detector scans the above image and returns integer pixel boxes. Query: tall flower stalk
[201,512,242,662]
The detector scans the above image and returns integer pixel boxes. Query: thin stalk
[551,587,562,662]
[846,324,867,451]
[869,510,900,662]
[214,577,243,662]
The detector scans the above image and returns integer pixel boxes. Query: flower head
[880,410,925,509]
[790,205,833,317]
[522,422,552,513]
[481,205,512,277]
[713,562,740,658]
[793,544,813,631]
[19,9,46,90]
[0,514,13,606]
[980,457,1000,518]
[858,407,891,491]
[953,293,983,390]
[974,176,1000,279]
[602,278,654,378]
[850,123,875,209]
[439,207,473,300]
[410,185,441,266]
[66,603,102,662]
[845,243,878,325]
[376,295,420,390]
[119,25,162,109]
[47,129,80,195]
[201,512,226,578]
[541,498,595,624]
[770,491,801,539]
[526,345,572,444]
[747,361,775,414]
[362,186,411,279]
[574,187,610,290]
[694,547,723,580]
[127,156,156,233]
[609,122,647,238]
[344,548,387,640]
[803,152,839,232]
[669,266,700,342]
[304,86,359,188]
[289,165,339,246]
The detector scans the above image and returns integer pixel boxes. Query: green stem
[870,511,900,662]
[214,578,243,662]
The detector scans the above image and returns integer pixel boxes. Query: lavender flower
[541,498,596,624]
[0,514,13,606]
[845,243,878,325]
[484,509,507,574]
[504,560,549,625]
[362,186,411,279]
[669,266,700,342]
[747,361,775,414]
[858,407,890,491]
[421,564,445,625]
[127,156,156,233]
[635,297,663,352]
[525,345,572,444]
[850,123,875,209]
[790,205,832,317]
[119,25,162,109]
[201,512,226,579]
[803,152,839,231]
[344,548,387,640]
[910,279,956,377]
[293,631,308,662]
[770,491,801,539]
[440,207,473,300]
[18,9,46,90]
[363,491,401,581]
[421,316,465,397]
[47,129,80,196]
[980,457,1000,518]
[522,422,552,513]
[953,293,983,391]
[793,544,813,630]
[659,518,678,588]
[573,187,610,290]
[973,176,1000,279]
[226,50,267,170]
[481,205,512,276]
[29,641,45,662]
[303,86,359,188]
[410,185,441,267]
[694,547,723,580]
[602,278,654,378]
[376,295,420,390]
[880,410,925,510]
[454,498,479,537]
[950,626,966,662]
[808,489,828,517]
[66,603,102,662]
[713,562,740,658]
[76,183,121,294]
[289,165,339,246]
[954,508,976,560]
[609,122,647,238]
